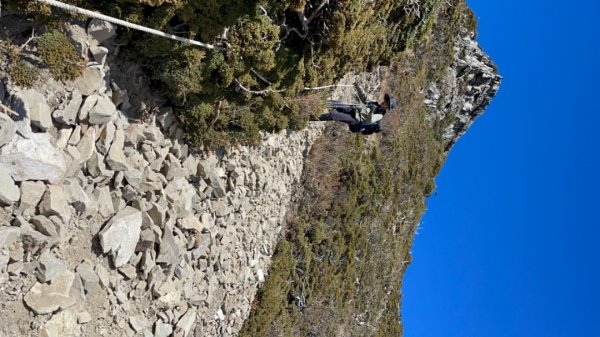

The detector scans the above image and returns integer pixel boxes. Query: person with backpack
[319,84,397,135]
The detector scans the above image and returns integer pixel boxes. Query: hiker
[319,84,397,135]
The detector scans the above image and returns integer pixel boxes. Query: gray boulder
[73,67,104,96]
[90,45,109,65]
[87,19,116,45]
[17,181,46,216]
[0,227,20,249]
[88,95,115,125]
[99,206,142,267]
[0,165,20,205]
[0,133,67,184]
[39,307,80,337]
[52,89,82,126]
[24,269,76,314]
[38,185,72,224]
[11,88,53,131]
[0,113,16,148]
[106,128,128,171]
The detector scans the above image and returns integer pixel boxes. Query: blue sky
[402,1,600,337]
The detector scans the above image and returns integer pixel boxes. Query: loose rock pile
[0,19,324,337]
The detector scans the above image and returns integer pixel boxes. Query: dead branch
[0,103,19,118]
[303,84,355,91]
[250,68,272,85]
[234,79,285,97]
[210,100,222,128]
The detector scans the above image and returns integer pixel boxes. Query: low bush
[36,31,83,81]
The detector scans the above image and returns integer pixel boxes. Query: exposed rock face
[425,30,502,150]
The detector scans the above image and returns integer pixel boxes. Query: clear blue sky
[402,1,600,337]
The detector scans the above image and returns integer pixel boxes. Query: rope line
[34,0,222,50]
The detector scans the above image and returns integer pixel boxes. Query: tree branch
[234,79,284,97]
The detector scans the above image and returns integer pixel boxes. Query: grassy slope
[240,1,475,336]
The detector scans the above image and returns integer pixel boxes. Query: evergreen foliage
[5,0,441,146]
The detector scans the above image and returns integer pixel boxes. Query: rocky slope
[0,6,501,337]
[0,19,324,337]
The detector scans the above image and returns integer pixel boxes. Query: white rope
[34,0,223,50]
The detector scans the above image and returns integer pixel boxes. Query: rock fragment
[178,216,203,232]
[52,90,82,126]
[16,181,46,216]
[0,133,66,184]
[155,321,173,337]
[99,206,142,267]
[39,307,80,337]
[0,227,20,249]
[31,215,60,240]
[87,19,116,44]
[94,186,115,218]
[0,165,20,205]
[88,95,115,125]
[76,261,99,293]
[73,67,104,96]
[0,113,16,147]
[174,308,196,337]
[37,252,67,283]
[38,185,72,223]
[11,88,53,131]
[24,269,76,314]
[129,316,149,332]
[156,225,180,266]
[90,45,109,65]
[77,311,92,324]
[106,128,128,171]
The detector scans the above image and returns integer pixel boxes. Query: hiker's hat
[384,93,397,111]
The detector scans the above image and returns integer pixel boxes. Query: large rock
[0,165,20,205]
[87,19,116,45]
[37,251,67,283]
[75,261,99,294]
[24,269,76,314]
[0,133,66,184]
[76,126,96,163]
[73,67,104,96]
[38,185,71,224]
[156,225,180,266]
[198,160,226,198]
[90,45,109,65]
[0,227,20,249]
[0,113,16,147]
[17,181,46,216]
[11,88,53,131]
[52,89,82,126]
[31,215,60,240]
[78,94,98,121]
[99,207,142,267]
[93,186,114,218]
[174,308,196,337]
[106,128,128,171]
[88,95,115,125]
[39,307,80,337]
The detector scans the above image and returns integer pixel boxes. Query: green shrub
[11,60,40,88]
[36,31,82,81]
